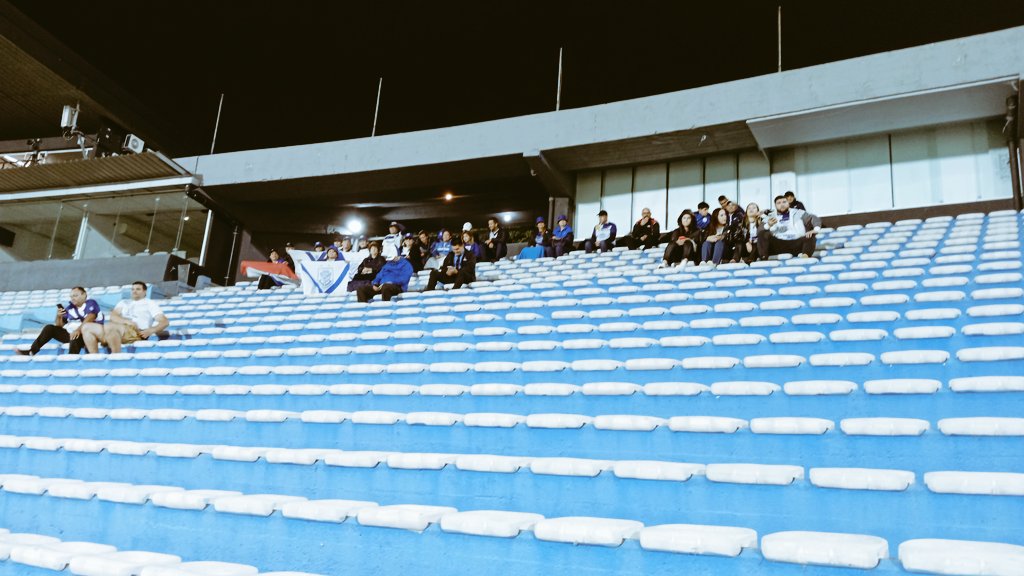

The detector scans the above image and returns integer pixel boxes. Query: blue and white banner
[297,260,350,295]
[289,249,328,262]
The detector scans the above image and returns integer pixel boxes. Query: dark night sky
[11,0,1024,156]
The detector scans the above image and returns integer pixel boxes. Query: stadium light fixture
[502,213,512,223]
[444,192,454,201]
[346,218,365,235]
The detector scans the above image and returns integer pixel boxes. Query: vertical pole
[556,47,564,111]
[372,77,383,137]
[777,6,782,73]
[47,202,63,260]
[199,209,214,266]
[209,93,225,155]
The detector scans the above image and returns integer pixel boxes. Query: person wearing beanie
[552,214,574,257]
[527,216,554,257]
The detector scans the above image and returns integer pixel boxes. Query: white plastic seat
[639,524,757,557]
[533,517,643,547]
[612,461,705,482]
[69,551,182,576]
[937,417,1024,436]
[923,471,1024,496]
[668,416,748,433]
[840,418,930,436]
[809,468,915,491]
[529,457,612,477]
[948,376,1024,393]
[356,504,457,532]
[750,417,834,435]
[212,494,307,516]
[898,539,1024,576]
[761,531,888,569]
[705,463,803,485]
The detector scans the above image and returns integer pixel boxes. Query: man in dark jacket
[347,242,386,292]
[628,207,660,250]
[551,215,574,257]
[356,254,414,302]
[426,236,476,290]
[484,216,508,262]
[784,191,806,211]
[585,210,617,253]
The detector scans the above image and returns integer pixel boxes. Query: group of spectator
[263,191,818,302]
[15,281,170,357]
[660,191,819,267]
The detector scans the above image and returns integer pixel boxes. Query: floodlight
[346,218,365,235]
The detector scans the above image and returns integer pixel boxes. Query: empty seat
[761,531,888,569]
[899,539,1024,576]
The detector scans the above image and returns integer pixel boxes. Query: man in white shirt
[759,195,822,259]
[381,222,404,259]
[100,281,170,353]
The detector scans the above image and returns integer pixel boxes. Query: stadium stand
[0,209,1020,574]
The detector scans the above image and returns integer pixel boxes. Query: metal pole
[777,6,782,72]
[224,224,240,286]
[556,47,564,111]
[209,93,225,155]
[372,77,383,136]
[199,209,214,266]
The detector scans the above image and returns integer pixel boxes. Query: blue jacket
[552,224,573,240]
[465,242,484,259]
[372,258,414,291]
[431,240,452,258]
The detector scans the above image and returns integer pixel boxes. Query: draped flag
[296,260,350,295]
[239,261,298,285]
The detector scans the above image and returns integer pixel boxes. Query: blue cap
[557,214,567,223]
[536,216,545,224]
[313,241,323,247]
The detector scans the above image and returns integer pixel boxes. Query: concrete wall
[178,26,1024,187]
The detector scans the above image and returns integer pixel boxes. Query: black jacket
[528,229,553,248]
[631,218,660,243]
[485,228,508,246]
[406,241,425,272]
[670,225,699,247]
[438,250,476,282]
[352,255,386,281]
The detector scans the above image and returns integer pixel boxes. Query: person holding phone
[16,286,104,356]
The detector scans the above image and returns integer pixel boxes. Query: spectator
[426,236,476,291]
[694,202,712,231]
[551,214,574,257]
[717,196,730,210]
[784,191,806,211]
[585,210,617,253]
[382,221,404,259]
[100,281,169,354]
[416,230,432,263]
[484,216,508,262]
[356,253,414,303]
[462,230,484,260]
[629,207,660,250]
[725,201,744,228]
[339,237,356,261]
[425,229,452,269]
[347,242,386,292]
[760,195,821,259]
[357,237,369,251]
[662,211,699,268]
[528,217,554,257]
[257,248,294,290]
[324,246,340,261]
[431,229,453,259]
[730,202,763,264]
[16,286,104,356]
[313,241,325,254]
[403,233,425,272]
[700,208,730,265]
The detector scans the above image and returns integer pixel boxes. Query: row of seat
[0,528,317,575]
[1,475,1021,574]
